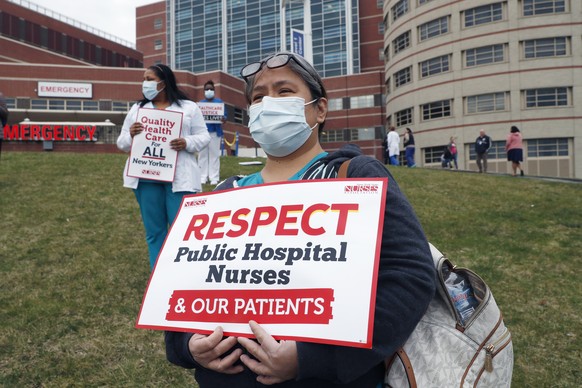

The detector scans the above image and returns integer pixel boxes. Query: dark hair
[243,52,328,131]
[510,125,520,133]
[406,127,412,133]
[139,64,190,107]
[204,80,215,90]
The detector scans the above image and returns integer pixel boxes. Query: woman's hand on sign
[170,138,187,151]
[129,122,144,138]
[238,320,298,385]
[188,326,244,375]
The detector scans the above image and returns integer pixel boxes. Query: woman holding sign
[165,53,436,387]
[117,64,210,269]
[198,80,227,185]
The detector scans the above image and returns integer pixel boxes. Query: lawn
[0,151,580,387]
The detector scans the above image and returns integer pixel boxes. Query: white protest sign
[198,102,225,124]
[136,179,387,348]
[126,108,183,182]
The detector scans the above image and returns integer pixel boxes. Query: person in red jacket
[505,125,524,176]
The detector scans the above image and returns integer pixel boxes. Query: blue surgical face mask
[248,96,318,157]
[142,80,163,100]
[204,89,215,99]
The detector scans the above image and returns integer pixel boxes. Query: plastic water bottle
[442,266,479,325]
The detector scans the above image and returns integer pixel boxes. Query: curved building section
[383,0,581,178]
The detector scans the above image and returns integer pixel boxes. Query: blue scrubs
[133,181,194,268]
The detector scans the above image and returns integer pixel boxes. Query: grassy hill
[1,152,580,387]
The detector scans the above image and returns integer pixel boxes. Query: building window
[112,101,130,112]
[394,66,412,88]
[464,2,504,27]
[350,128,376,141]
[393,31,411,55]
[424,146,448,164]
[234,107,244,124]
[524,87,569,108]
[522,0,566,16]
[395,107,413,126]
[469,141,505,160]
[320,130,344,143]
[350,95,375,109]
[421,99,452,120]
[466,92,508,114]
[154,39,163,50]
[154,18,163,29]
[377,0,384,9]
[418,16,449,41]
[527,138,568,157]
[5,98,16,109]
[65,100,81,110]
[378,22,385,35]
[48,100,65,110]
[385,77,391,96]
[464,44,505,67]
[420,54,450,78]
[31,99,48,110]
[83,101,99,111]
[523,37,568,58]
[327,98,344,111]
[418,0,435,5]
[379,48,385,61]
[392,0,409,22]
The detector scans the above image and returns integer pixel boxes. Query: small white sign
[37,82,93,98]
[198,102,225,124]
[126,108,183,182]
[136,178,387,348]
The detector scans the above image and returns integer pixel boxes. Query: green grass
[1,152,580,387]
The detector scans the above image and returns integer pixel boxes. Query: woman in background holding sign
[165,53,436,387]
[117,64,210,269]
[198,80,227,185]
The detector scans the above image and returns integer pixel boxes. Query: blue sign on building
[292,29,304,57]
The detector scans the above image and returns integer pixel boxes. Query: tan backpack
[384,243,514,387]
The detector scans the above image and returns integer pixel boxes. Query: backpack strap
[395,348,417,388]
[385,348,417,388]
[337,159,351,178]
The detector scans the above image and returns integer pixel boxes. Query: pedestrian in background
[447,136,458,169]
[198,80,226,185]
[0,92,8,159]
[474,129,492,173]
[506,125,524,177]
[116,64,210,269]
[403,127,416,167]
[387,126,400,166]
[382,134,388,164]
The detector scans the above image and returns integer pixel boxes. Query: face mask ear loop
[304,97,319,106]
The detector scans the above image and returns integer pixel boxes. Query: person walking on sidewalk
[506,125,524,177]
[403,127,416,167]
[475,129,492,173]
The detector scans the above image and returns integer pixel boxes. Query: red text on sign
[166,288,334,324]
[182,203,359,241]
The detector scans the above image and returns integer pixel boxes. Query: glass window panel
[464,3,503,27]
[465,44,504,67]
[523,0,566,16]
[392,0,409,22]
[524,37,567,58]
[419,16,448,41]
[420,54,450,77]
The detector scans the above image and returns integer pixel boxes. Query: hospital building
[1,0,580,178]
